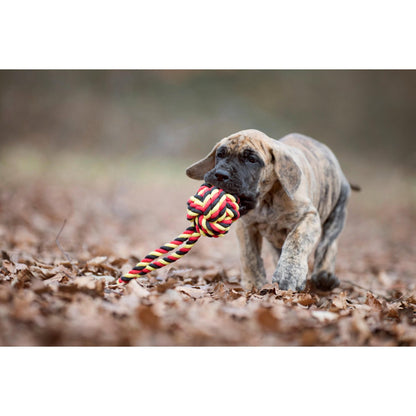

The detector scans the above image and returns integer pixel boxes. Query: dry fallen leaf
[256,306,280,331]
[259,283,277,296]
[2,260,15,274]
[311,310,338,323]
[176,285,206,299]
[1,169,415,346]
[296,293,317,307]
[127,280,150,298]
[86,256,108,266]
[365,292,383,311]
[136,304,160,329]
[331,292,348,311]
[351,310,371,344]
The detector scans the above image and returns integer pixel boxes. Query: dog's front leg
[272,210,321,291]
[236,221,266,290]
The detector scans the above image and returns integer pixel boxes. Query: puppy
[186,129,354,292]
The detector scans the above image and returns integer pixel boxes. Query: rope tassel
[119,184,240,284]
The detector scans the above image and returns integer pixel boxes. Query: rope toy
[118,184,240,284]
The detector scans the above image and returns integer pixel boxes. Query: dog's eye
[242,149,259,164]
[216,148,227,158]
[246,154,258,164]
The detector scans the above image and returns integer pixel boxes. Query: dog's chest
[243,205,305,249]
[257,222,288,248]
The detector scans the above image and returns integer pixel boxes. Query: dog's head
[186,129,301,215]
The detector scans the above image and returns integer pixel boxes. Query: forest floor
[1,149,415,345]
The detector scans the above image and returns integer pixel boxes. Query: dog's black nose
[214,169,229,182]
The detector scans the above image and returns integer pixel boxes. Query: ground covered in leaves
[1,152,415,345]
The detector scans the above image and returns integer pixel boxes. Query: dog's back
[279,133,349,223]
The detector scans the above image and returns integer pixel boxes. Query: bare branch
[55,219,72,262]
[342,279,391,301]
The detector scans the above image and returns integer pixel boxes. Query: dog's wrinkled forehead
[220,131,271,161]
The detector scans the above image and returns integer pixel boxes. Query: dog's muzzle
[204,169,258,216]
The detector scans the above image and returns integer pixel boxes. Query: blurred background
[1,70,415,167]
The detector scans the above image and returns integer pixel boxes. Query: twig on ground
[342,279,391,301]
[55,219,73,263]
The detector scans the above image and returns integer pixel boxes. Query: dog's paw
[272,267,306,292]
[275,277,297,291]
[241,276,266,291]
[295,279,306,291]
[311,271,340,291]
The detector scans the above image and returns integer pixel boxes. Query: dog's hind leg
[312,182,351,291]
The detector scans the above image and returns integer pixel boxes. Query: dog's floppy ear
[271,143,302,200]
[186,143,219,180]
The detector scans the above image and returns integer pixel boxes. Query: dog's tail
[349,183,361,192]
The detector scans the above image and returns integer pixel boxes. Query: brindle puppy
[186,129,354,292]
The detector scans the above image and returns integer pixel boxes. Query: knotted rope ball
[186,184,240,237]
[118,184,240,284]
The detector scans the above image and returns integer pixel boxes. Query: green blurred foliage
[0,70,415,169]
